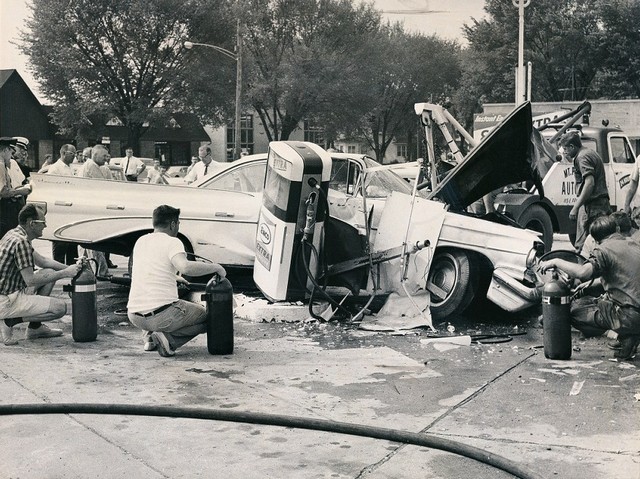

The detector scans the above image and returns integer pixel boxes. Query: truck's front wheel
[518,204,553,251]
[426,250,478,321]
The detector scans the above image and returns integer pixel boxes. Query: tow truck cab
[495,123,639,249]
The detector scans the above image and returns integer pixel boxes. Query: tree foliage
[455,0,640,124]
[351,26,461,162]
[461,0,604,103]
[21,0,235,146]
[240,0,381,142]
[596,0,640,98]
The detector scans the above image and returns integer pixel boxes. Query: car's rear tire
[518,204,553,252]
[426,250,478,321]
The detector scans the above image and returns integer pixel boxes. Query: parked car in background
[109,157,155,182]
[166,166,189,178]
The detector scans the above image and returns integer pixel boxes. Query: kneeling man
[0,204,81,345]
[540,215,640,360]
[127,205,226,357]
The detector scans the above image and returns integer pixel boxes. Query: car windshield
[197,154,413,199]
[199,161,266,193]
[360,156,414,197]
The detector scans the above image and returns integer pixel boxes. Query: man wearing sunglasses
[0,204,81,346]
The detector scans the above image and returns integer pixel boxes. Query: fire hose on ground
[0,403,542,479]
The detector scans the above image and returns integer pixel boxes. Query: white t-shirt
[127,232,185,313]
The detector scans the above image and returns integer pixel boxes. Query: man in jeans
[127,205,226,357]
[559,131,611,251]
[539,215,640,361]
[0,204,81,345]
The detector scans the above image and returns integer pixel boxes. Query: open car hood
[425,101,546,210]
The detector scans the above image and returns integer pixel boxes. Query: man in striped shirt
[0,204,81,345]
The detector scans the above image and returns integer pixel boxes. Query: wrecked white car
[28,103,544,320]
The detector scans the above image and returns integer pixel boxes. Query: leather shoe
[26,324,63,340]
[606,340,621,350]
[1,321,18,346]
[614,336,639,361]
[143,331,157,351]
[151,332,175,357]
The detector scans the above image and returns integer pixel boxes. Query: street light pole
[234,19,243,161]
[184,28,243,160]
[513,0,530,106]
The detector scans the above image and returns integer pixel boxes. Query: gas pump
[253,141,332,302]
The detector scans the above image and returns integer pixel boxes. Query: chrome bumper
[486,268,542,313]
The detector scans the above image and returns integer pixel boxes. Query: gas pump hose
[0,402,541,479]
[300,178,380,322]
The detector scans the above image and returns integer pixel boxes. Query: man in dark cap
[0,138,32,238]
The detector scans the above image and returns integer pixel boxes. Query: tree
[20,0,235,147]
[350,27,461,162]
[458,0,606,115]
[240,0,381,142]
[595,0,640,98]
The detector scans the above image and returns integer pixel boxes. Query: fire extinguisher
[542,270,572,360]
[63,258,98,342]
[202,274,234,355]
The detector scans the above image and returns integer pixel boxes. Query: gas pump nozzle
[303,191,317,241]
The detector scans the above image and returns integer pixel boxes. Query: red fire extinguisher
[542,270,572,360]
[63,258,98,342]
[202,274,234,355]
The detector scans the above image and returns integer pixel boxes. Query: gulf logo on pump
[256,217,275,270]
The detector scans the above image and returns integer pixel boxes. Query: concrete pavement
[0,240,638,478]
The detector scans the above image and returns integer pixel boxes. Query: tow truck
[493,101,639,249]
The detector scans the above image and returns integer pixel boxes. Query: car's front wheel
[426,249,479,321]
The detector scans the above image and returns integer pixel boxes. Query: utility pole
[513,0,531,105]
[234,19,243,161]
[184,16,243,161]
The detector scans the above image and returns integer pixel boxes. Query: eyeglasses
[31,220,47,226]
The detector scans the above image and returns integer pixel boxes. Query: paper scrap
[569,380,585,396]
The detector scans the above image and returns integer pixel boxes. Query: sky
[0,0,487,102]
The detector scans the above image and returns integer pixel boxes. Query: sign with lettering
[255,216,275,270]
[474,110,567,141]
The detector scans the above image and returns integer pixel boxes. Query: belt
[134,302,175,318]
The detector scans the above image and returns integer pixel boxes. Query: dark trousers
[52,241,78,265]
[0,197,24,239]
[571,295,640,336]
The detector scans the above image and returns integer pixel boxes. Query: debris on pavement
[569,380,585,396]
[359,293,431,331]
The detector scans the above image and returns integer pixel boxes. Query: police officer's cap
[0,137,18,149]
[13,137,29,149]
